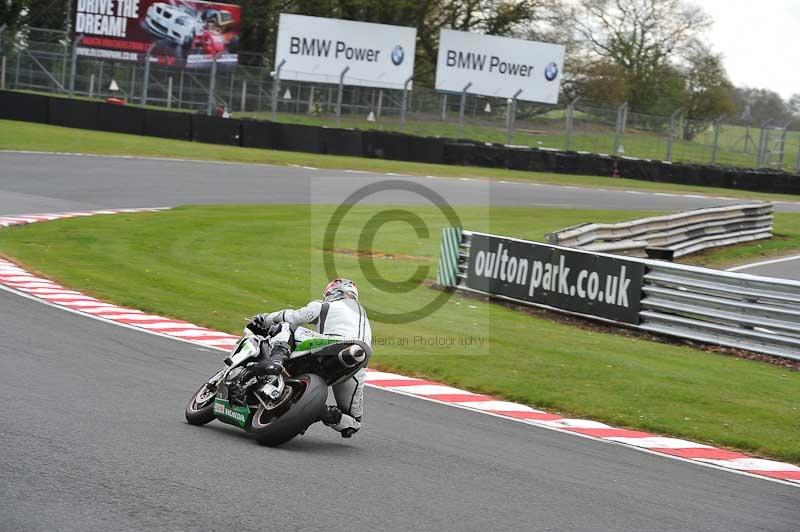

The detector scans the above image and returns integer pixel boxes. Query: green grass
[1,204,799,464]
[2,119,799,203]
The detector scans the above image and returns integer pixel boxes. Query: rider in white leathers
[248,279,371,438]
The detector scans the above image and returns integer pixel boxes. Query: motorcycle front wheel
[185,382,217,426]
[250,373,327,447]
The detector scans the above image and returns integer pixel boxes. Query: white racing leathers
[262,298,372,435]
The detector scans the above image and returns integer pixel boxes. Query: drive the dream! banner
[464,233,645,324]
[71,0,241,68]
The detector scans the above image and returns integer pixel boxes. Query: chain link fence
[2,27,798,173]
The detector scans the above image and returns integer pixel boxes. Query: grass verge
[0,204,798,463]
[1,119,798,203]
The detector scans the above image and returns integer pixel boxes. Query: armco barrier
[97,103,145,136]
[546,202,773,259]
[0,91,50,123]
[2,90,800,195]
[191,115,241,146]
[48,97,99,130]
[438,228,800,361]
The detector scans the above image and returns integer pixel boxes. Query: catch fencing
[546,202,774,259]
[1,26,799,172]
[439,229,800,361]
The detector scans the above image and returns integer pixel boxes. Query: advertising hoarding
[464,233,644,324]
[435,29,565,103]
[71,0,241,67]
[274,14,416,90]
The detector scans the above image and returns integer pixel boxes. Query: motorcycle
[185,324,370,446]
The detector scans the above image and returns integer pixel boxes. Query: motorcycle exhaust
[338,345,366,368]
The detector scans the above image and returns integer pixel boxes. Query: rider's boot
[250,341,292,376]
[322,406,361,438]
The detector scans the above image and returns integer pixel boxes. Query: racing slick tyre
[185,382,217,426]
[250,373,327,447]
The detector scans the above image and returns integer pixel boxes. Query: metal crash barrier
[545,202,774,260]
[438,228,800,361]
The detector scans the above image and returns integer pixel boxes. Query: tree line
[3,0,798,135]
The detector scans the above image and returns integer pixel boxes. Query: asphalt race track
[729,256,800,281]
[1,152,799,531]
[3,151,800,216]
[1,290,798,532]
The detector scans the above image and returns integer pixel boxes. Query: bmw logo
[545,62,559,81]
[391,45,404,66]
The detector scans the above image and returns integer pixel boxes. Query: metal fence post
[506,89,522,145]
[130,64,136,102]
[441,94,448,121]
[400,75,413,129]
[167,76,173,108]
[14,49,20,88]
[666,108,682,162]
[178,69,185,109]
[271,59,285,121]
[60,41,68,89]
[458,82,473,140]
[206,53,219,115]
[613,102,628,154]
[240,79,247,112]
[335,66,350,127]
[566,96,581,151]
[88,73,95,98]
[142,43,156,107]
[97,61,103,97]
[68,35,83,96]
[0,23,6,90]
[778,121,792,169]
[711,115,725,164]
[757,120,773,167]
[795,143,800,173]
[376,89,383,120]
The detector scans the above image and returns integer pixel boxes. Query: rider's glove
[248,313,272,334]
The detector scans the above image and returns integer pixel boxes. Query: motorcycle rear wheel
[250,373,327,447]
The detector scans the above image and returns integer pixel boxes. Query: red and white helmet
[323,278,358,302]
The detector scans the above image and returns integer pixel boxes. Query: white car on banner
[144,3,203,46]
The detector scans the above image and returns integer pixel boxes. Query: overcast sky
[701,0,799,99]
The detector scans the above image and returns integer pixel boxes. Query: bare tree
[572,0,711,110]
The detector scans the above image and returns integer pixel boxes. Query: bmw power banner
[70,0,241,68]
[435,29,565,103]
[464,233,644,324]
[274,14,417,90]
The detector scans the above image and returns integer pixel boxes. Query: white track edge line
[0,280,796,489]
[727,255,800,272]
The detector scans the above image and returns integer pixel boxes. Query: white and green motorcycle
[185,325,370,446]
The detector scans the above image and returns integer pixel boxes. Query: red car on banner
[71,0,240,68]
